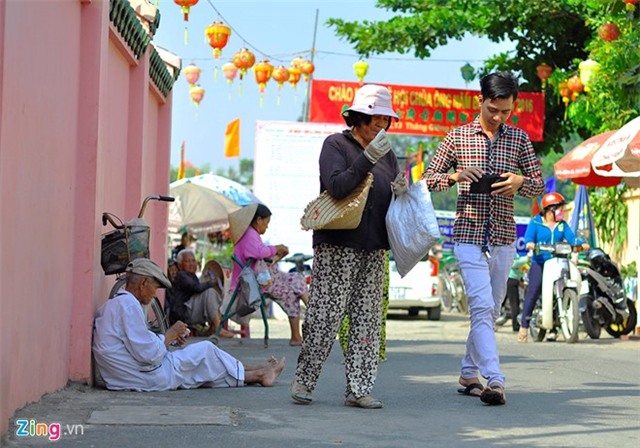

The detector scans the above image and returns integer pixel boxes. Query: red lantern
[189,85,205,107]
[288,66,302,89]
[253,60,274,94]
[205,21,231,60]
[222,61,238,84]
[174,0,199,21]
[183,64,201,86]
[598,22,620,42]
[567,75,584,94]
[299,60,315,82]
[232,48,256,80]
[536,63,553,89]
[271,65,290,91]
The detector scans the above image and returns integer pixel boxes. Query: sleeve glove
[391,172,408,196]
[363,129,392,164]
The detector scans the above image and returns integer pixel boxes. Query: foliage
[589,185,628,257]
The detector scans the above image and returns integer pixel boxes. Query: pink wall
[0,0,177,435]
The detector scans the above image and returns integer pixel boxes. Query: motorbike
[529,242,583,343]
[579,248,637,339]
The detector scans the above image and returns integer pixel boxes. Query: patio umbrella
[568,185,597,249]
[169,173,261,233]
[592,116,640,178]
[554,131,622,187]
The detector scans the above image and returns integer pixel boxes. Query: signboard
[253,121,344,257]
[310,79,545,141]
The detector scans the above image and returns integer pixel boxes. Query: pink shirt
[230,226,276,290]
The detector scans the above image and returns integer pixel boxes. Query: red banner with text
[309,79,545,141]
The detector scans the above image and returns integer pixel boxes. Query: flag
[224,118,240,158]
[177,140,186,180]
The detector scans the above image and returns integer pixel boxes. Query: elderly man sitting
[92,258,285,391]
[171,249,233,338]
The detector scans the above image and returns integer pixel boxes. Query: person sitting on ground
[171,249,234,338]
[164,258,179,318]
[92,258,286,391]
[228,204,298,339]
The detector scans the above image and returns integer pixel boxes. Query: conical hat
[229,203,258,243]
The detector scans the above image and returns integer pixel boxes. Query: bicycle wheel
[108,277,127,299]
[558,289,580,343]
[147,297,168,335]
[451,271,468,315]
[438,274,454,312]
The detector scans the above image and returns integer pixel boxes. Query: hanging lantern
[288,66,302,89]
[536,63,553,89]
[299,59,315,82]
[222,61,238,84]
[624,0,638,11]
[353,60,369,84]
[271,65,290,91]
[567,75,584,94]
[189,84,205,107]
[558,81,571,119]
[290,56,306,69]
[205,21,231,60]
[578,59,600,92]
[183,64,201,87]
[460,63,475,86]
[253,60,274,94]
[232,48,256,80]
[174,0,199,21]
[598,22,621,42]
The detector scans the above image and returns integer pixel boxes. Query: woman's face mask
[554,209,565,222]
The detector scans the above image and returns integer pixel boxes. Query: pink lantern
[222,61,238,84]
[183,64,201,86]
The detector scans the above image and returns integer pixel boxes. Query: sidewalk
[3,313,639,447]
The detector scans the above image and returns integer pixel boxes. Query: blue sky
[152,0,513,171]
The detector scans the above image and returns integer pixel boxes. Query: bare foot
[458,376,484,397]
[259,357,286,387]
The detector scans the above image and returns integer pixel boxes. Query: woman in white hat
[291,84,407,409]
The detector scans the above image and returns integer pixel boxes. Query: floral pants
[294,244,385,398]
[264,265,308,318]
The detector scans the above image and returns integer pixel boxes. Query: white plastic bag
[386,181,441,277]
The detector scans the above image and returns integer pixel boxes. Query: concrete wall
[0,0,176,435]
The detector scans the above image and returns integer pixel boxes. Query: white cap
[343,84,398,119]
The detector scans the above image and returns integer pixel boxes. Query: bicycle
[100,194,175,335]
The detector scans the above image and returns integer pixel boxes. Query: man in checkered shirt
[424,71,544,405]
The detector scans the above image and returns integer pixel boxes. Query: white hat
[343,84,398,119]
[126,258,172,288]
[228,203,259,244]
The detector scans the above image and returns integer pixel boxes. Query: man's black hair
[480,71,519,102]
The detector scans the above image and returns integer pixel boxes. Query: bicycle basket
[101,217,150,275]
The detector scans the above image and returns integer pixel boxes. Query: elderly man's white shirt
[93,290,243,391]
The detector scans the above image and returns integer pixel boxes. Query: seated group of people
[92,203,306,392]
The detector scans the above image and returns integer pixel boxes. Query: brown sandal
[480,385,506,405]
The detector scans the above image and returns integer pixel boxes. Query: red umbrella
[554,131,622,187]
[592,116,640,178]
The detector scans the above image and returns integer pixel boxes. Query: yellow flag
[177,140,186,180]
[224,118,240,158]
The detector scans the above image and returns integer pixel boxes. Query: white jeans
[454,243,515,388]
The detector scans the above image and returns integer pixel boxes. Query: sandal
[480,384,506,406]
[517,327,528,343]
[457,383,484,397]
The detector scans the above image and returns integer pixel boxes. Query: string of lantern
[172,0,496,109]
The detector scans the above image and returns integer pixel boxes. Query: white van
[388,254,441,320]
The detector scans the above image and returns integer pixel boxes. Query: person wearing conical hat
[291,84,408,409]
[228,204,308,345]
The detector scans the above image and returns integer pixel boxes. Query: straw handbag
[300,173,374,231]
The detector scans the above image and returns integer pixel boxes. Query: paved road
[3,312,639,447]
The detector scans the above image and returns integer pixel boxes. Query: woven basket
[300,173,374,231]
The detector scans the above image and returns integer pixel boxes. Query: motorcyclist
[518,192,589,342]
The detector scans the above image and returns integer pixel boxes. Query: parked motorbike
[579,248,637,339]
[529,242,583,343]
